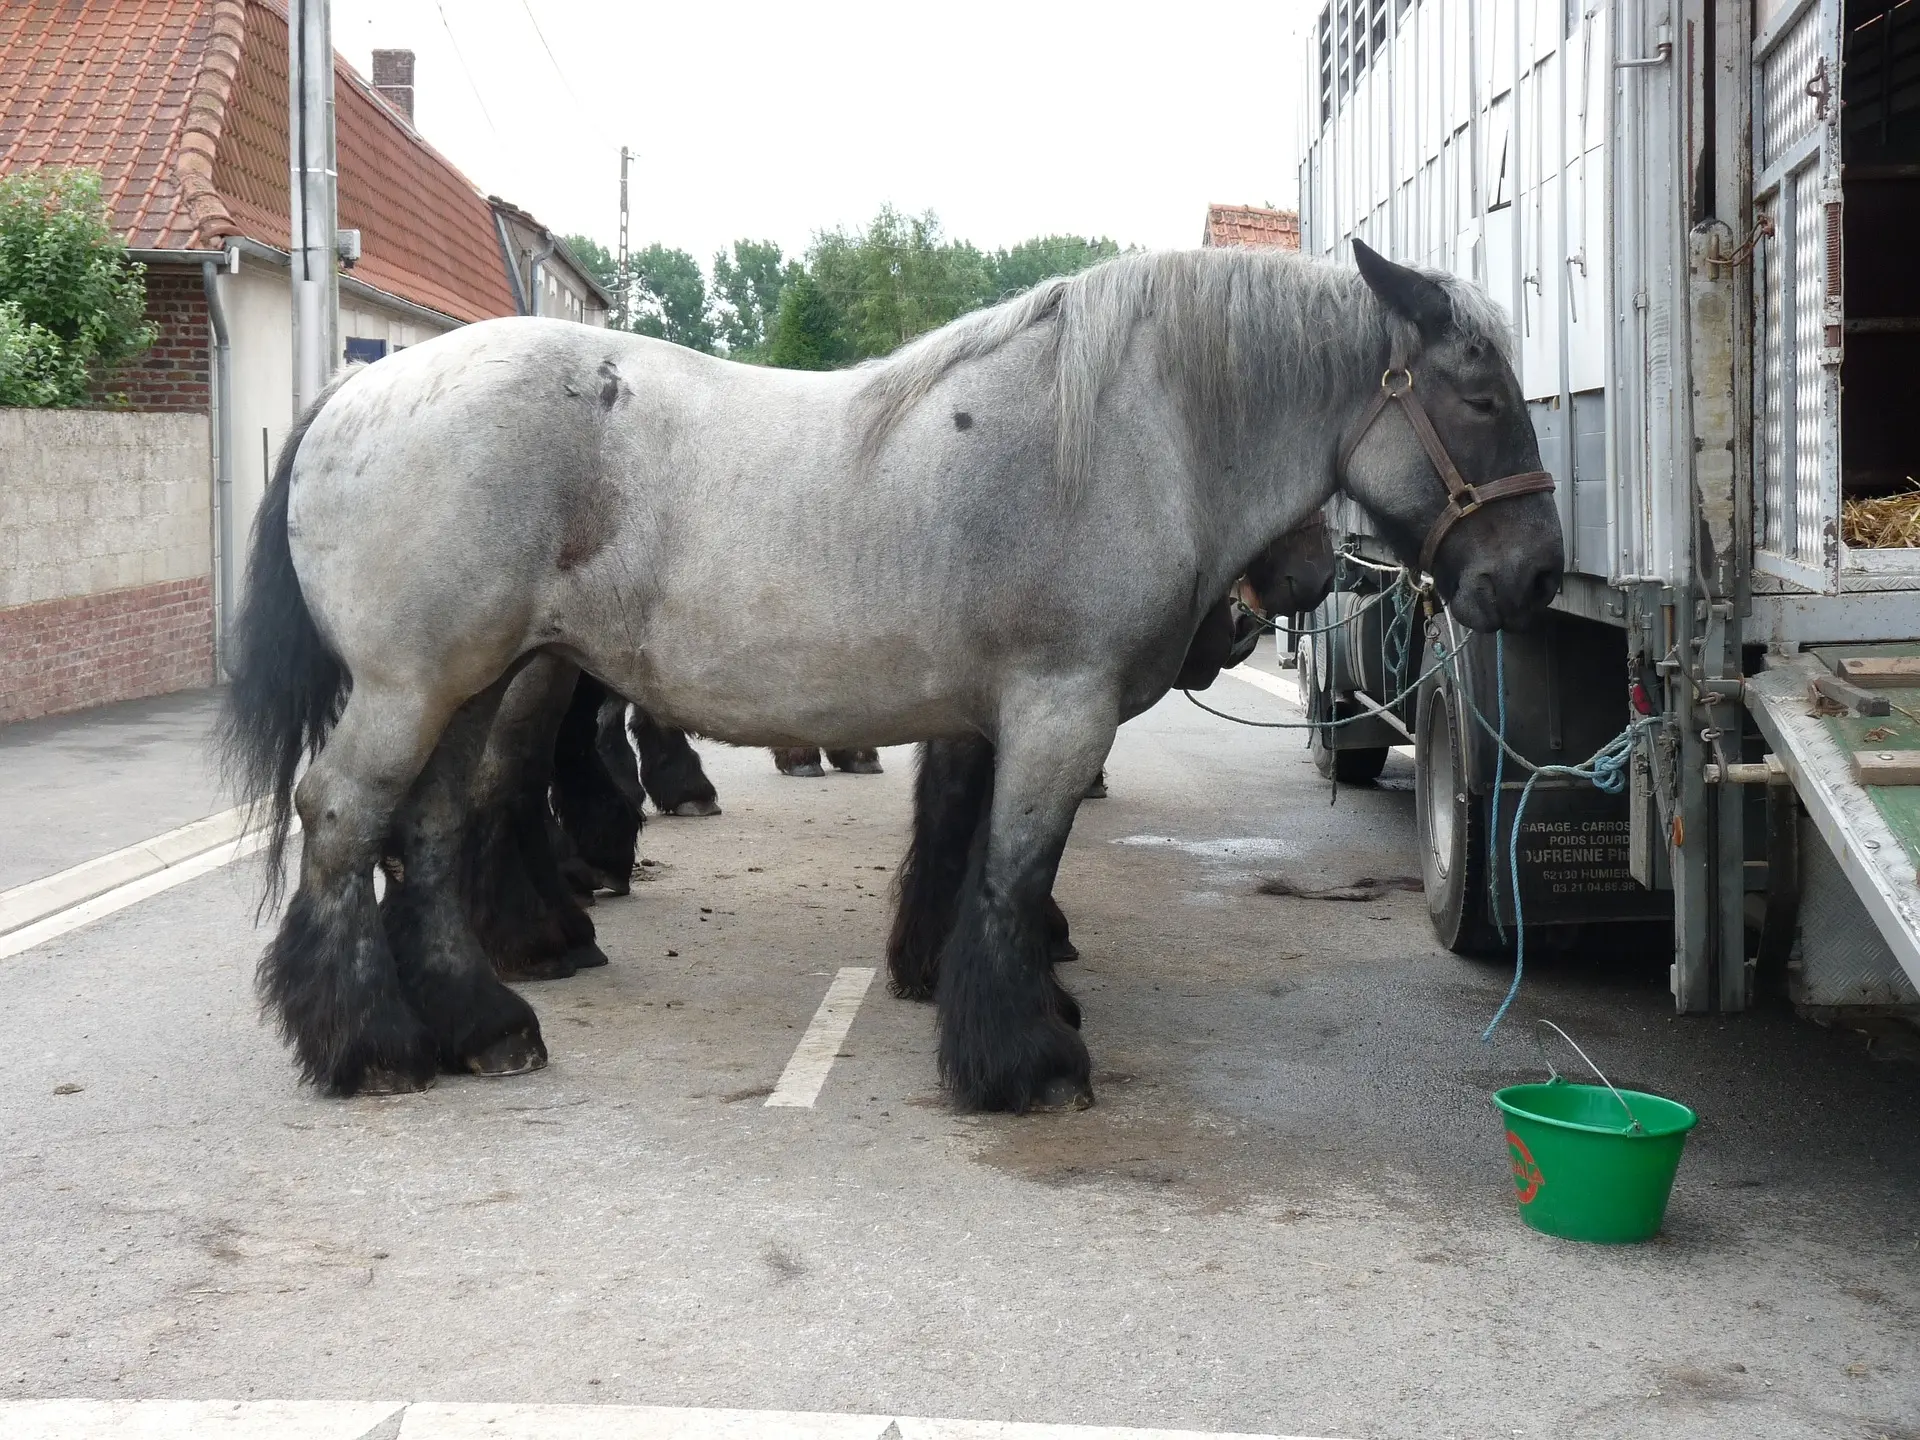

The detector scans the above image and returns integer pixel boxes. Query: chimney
[371,49,415,123]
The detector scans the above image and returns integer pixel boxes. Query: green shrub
[0,168,155,407]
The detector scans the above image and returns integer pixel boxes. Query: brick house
[1202,203,1302,251]
[0,0,609,723]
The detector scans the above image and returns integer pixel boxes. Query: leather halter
[1336,368,1556,576]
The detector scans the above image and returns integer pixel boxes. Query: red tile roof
[0,0,515,323]
[1202,204,1301,251]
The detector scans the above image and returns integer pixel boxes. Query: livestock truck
[1294,0,1920,1016]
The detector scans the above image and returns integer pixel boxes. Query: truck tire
[1415,680,1506,955]
[1298,634,1391,783]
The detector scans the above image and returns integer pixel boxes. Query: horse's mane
[854,246,1514,496]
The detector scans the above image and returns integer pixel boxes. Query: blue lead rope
[1476,713,1656,1042]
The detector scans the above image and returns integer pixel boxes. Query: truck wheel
[1299,635,1391,783]
[1415,681,1506,955]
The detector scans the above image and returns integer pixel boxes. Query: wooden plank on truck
[1837,656,1920,688]
[1852,750,1920,786]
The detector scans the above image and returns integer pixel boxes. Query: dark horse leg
[886,738,1081,1014]
[771,745,825,778]
[825,748,884,774]
[382,679,547,1078]
[550,674,642,896]
[262,679,466,1096]
[932,711,1112,1111]
[463,657,604,981]
[630,708,722,817]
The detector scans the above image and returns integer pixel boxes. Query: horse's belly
[588,625,979,750]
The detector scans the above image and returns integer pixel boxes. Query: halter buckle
[1381,368,1414,397]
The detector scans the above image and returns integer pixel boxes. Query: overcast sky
[331,0,1319,271]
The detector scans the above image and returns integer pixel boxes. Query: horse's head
[1339,240,1563,631]
[1243,511,1337,617]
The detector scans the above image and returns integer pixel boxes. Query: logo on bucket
[1506,1129,1545,1204]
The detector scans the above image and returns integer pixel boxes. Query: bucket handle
[1533,1020,1644,1135]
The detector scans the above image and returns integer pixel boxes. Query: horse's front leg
[887,737,994,1000]
[551,675,642,896]
[630,709,722,817]
[463,658,602,980]
[889,738,1082,1001]
[936,705,1113,1112]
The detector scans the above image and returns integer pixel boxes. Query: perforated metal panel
[1753,0,1842,592]
[1793,167,1826,562]
[1759,199,1788,554]
[1762,10,1821,165]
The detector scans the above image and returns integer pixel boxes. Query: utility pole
[290,0,339,413]
[616,146,631,329]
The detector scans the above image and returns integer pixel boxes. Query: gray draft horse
[223,241,1561,1108]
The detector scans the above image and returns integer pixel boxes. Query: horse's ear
[1352,239,1452,338]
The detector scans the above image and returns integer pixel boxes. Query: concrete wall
[0,409,215,723]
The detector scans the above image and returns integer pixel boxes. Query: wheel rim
[1426,693,1457,879]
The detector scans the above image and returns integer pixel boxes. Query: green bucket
[1491,1023,1699,1244]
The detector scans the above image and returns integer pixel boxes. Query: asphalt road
[1,651,1916,1440]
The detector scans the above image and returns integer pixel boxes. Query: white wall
[214,254,458,612]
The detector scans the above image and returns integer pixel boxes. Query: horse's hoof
[1036,1075,1096,1111]
[1049,935,1080,964]
[466,1030,548,1077]
[495,952,577,982]
[561,858,599,897]
[355,1067,435,1096]
[564,941,610,970]
[667,798,722,817]
[1082,775,1108,800]
[843,759,884,775]
[780,763,826,779]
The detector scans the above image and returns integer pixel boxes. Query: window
[344,337,388,363]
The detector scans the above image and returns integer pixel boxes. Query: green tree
[806,207,996,360]
[767,271,851,370]
[712,239,800,361]
[562,233,618,291]
[989,234,1121,297]
[0,168,154,407]
[622,243,715,352]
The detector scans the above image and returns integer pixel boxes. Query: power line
[432,1,498,137]
[517,0,588,111]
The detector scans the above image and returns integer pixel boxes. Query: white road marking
[1220,663,1414,759]
[765,965,875,1108]
[0,806,252,937]
[0,823,284,962]
[1218,664,1300,706]
[0,1401,1343,1440]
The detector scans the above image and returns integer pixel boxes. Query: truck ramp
[1748,651,1920,1001]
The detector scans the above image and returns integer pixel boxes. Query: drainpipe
[202,257,234,677]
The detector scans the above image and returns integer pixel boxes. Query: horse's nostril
[1528,563,1562,607]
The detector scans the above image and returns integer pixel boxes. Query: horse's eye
[1462,396,1498,416]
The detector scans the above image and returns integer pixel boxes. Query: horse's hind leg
[936,705,1113,1112]
[632,710,721,817]
[771,746,825,778]
[263,684,454,1096]
[383,683,546,1077]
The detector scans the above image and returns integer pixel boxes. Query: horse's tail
[218,387,350,912]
